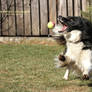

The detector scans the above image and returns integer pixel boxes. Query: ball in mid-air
[47,21,55,29]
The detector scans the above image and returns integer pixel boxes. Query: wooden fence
[0,0,91,37]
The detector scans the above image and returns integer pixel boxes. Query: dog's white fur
[53,25,92,80]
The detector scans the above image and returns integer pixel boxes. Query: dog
[53,16,92,80]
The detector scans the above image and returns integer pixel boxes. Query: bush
[82,6,92,22]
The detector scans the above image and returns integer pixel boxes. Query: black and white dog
[53,16,92,80]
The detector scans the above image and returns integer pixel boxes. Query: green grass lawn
[0,44,91,92]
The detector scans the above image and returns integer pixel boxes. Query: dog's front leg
[63,68,70,80]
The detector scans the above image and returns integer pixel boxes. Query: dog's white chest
[65,42,84,61]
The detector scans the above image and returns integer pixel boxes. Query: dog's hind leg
[80,50,92,80]
[63,68,70,80]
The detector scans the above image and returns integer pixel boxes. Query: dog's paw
[63,76,68,80]
[82,74,89,80]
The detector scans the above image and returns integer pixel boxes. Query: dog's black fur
[58,16,92,49]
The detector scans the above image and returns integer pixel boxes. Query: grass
[0,44,91,92]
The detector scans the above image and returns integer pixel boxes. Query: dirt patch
[0,37,59,46]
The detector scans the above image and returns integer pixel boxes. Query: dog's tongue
[62,25,67,31]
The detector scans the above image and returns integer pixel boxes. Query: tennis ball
[47,21,55,29]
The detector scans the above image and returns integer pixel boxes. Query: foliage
[82,6,92,22]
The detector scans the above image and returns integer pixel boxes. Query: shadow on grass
[78,80,92,87]
[67,76,92,88]
[88,83,92,87]
[69,75,92,87]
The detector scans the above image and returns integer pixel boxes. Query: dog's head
[54,16,92,46]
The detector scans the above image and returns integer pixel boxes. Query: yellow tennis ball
[47,21,55,29]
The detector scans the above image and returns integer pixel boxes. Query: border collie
[53,16,92,80]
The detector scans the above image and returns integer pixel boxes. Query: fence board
[49,0,57,35]
[14,0,17,36]
[0,0,2,35]
[1,0,9,35]
[31,0,40,36]
[82,0,87,12]
[16,0,24,36]
[74,0,81,16]
[40,0,48,35]
[61,0,67,17]
[58,0,63,15]
[68,0,73,16]
[24,0,31,36]
[8,0,16,36]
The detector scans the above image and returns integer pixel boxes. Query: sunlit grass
[0,44,91,92]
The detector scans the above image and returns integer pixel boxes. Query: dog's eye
[70,19,73,21]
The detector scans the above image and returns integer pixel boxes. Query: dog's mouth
[58,25,67,33]
[58,21,68,33]
[57,16,69,33]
